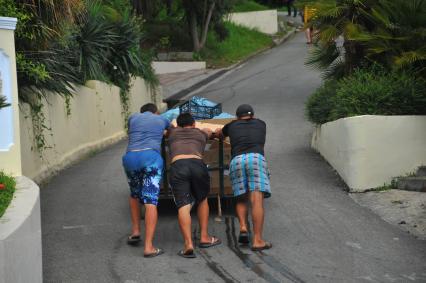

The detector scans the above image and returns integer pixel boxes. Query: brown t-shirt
[168,127,208,160]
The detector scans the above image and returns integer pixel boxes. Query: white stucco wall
[152,61,206,74]
[311,115,426,192]
[20,78,160,183]
[227,10,278,34]
[0,176,42,283]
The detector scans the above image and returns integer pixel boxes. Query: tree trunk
[166,0,173,15]
[132,0,144,16]
[200,1,216,49]
[189,9,201,52]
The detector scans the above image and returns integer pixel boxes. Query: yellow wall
[0,20,22,176]
[20,78,160,183]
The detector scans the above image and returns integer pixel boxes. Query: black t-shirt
[222,118,266,158]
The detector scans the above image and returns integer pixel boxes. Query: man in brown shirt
[168,113,221,258]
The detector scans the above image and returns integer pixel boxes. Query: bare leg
[129,197,141,236]
[143,204,158,254]
[249,191,266,247]
[305,28,312,44]
[236,195,249,233]
[178,204,194,251]
[198,198,211,243]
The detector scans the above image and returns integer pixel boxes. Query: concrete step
[417,166,426,177]
[397,177,426,192]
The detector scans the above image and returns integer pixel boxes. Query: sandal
[127,235,141,246]
[198,236,222,248]
[238,232,250,245]
[144,248,164,258]
[177,249,196,258]
[251,242,272,251]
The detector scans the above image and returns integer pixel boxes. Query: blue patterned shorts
[122,150,163,205]
[229,153,271,198]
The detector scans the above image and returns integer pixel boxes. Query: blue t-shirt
[127,112,170,152]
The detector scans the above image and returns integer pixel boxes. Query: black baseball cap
[236,104,254,117]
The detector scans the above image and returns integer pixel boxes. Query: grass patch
[370,179,398,192]
[201,22,273,68]
[233,0,269,12]
[0,172,16,218]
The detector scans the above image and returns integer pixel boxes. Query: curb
[163,28,298,107]
[0,176,42,283]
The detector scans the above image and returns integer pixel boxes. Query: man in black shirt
[218,104,272,251]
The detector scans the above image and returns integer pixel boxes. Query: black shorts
[169,159,210,209]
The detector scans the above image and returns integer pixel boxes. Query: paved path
[42,33,426,282]
[159,69,225,100]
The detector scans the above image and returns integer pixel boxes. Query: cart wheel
[140,205,146,220]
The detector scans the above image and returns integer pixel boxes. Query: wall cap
[0,17,17,30]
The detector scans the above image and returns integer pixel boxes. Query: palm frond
[0,96,11,110]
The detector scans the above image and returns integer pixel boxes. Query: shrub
[0,172,16,218]
[306,67,426,124]
[330,68,426,121]
[305,80,338,124]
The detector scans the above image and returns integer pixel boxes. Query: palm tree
[347,0,426,77]
[304,0,378,79]
[0,95,11,110]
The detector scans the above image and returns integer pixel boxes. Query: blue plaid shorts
[122,150,163,206]
[229,153,271,198]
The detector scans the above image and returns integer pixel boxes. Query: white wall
[152,61,206,74]
[227,10,278,34]
[0,176,42,283]
[311,115,426,192]
[20,78,160,183]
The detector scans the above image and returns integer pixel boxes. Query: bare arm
[201,128,213,139]
[164,124,176,137]
[214,128,223,138]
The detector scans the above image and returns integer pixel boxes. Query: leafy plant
[0,171,16,218]
[305,80,338,124]
[347,0,426,77]
[75,1,116,82]
[306,66,426,124]
[304,0,426,79]
[304,0,377,79]
[330,67,426,120]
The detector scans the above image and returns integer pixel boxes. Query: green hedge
[233,0,269,12]
[306,68,426,124]
[0,172,16,218]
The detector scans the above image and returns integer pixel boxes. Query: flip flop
[251,242,272,251]
[177,249,196,258]
[144,248,164,258]
[238,232,250,245]
[198,236,222,248]
[127,235,141,246]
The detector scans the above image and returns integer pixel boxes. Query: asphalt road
[42,33,426,283]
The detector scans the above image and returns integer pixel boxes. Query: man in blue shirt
[122,103,170,258]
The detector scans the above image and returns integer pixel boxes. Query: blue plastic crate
[179,96,222,120]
